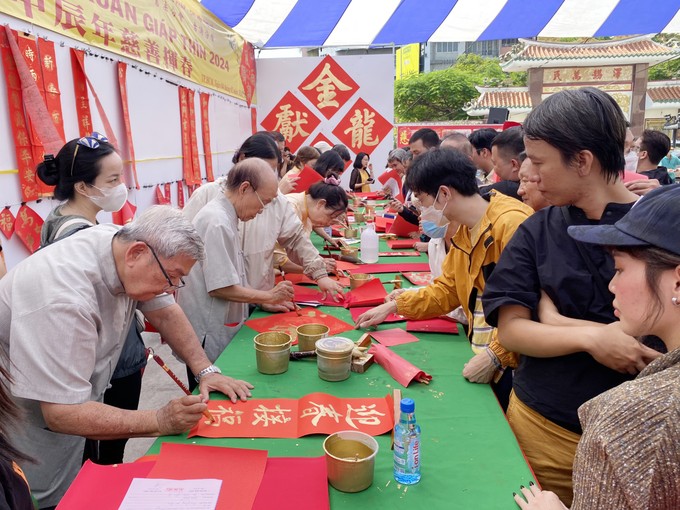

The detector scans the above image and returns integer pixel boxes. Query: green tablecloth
[149,229,536,508]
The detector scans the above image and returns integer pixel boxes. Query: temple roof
[464,87,532,116]
[646,81,680,108]
[501,35,680,71]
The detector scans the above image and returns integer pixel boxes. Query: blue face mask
[422,220,449,239]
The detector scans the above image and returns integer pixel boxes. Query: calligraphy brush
[279,267,302,316]
[148,348,215,424]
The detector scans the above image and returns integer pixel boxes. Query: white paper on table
[118,478,222,510]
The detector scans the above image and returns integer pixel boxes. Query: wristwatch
[195,364,222,383]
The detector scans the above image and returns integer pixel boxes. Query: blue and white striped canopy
[202,0,680,48]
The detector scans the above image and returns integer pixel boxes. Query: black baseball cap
[568,184,680,256]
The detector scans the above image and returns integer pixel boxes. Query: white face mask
[624,151,638,172]
[88,183,128,212]
[419,189,448,226]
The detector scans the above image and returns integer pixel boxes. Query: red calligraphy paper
[178,87,193,185]
[292,285,346,307]
[388,239,418,249]
[374,215,393,232]
[155,185,170,205]
[245,307,354,338]
[117,62,139,189]
[369,329,419,347]
[148,443,268,510]
[276,273,350,288]
[14,205,43,253]
[401,271,433,286]
[407,318,459,334]
[164,182,172,205]
[37,38,65,143]
[368,343,432,387]
[378,251,419,257]
[335,260,360,272]
[177,181,185,208]
[388,214,419,237]
[352,191,382,199]
[291,164,322,193]
[1,29,39,202]
[57,461,155,510]
[111,200,136,226]
[70,49,92,137]
[188,393,394,439]
[187,89,202,186]
[343,278,387,308]
[200,92,215,182]
[0,208,15,239]
[239,42,256,108]
[252,457,329,510]
[348,263,430,275]
[350,306,404,324]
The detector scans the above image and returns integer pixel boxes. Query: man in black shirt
[629,129,674,188]
[482,87,661,506]
[481,126,523,201]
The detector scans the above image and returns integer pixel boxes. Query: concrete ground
[123,331,187,462]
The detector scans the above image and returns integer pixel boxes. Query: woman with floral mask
[37,133,142,466]
[37,132,127,245]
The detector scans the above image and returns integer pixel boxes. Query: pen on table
[280,267,302,316]
[147,348,215,424]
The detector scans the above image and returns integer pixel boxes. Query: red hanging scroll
[177,181,185,209]
[0,208,16,240]
[200,92,214,182]
[178,87,194,185]
[155,185,170,205]
[36,38,65,143]
[187,89,201,185]
[71,49,92,137]
[188,393,394,439]
[117,62,139,189]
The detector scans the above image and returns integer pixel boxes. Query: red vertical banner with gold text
[16,33,45,177]
[71,49,93,137]
[117,62,139,189]
[37,38,65,142]
[177,181,185,209]
[0,30,39,202]
[178,87,192,185]
[200,93,214,182]
[187,90,202,186]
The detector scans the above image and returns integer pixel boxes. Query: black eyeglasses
[70,132,108,176]
[144,242,186,292]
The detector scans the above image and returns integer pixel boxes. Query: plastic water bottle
[360,223,379,263]
[393,398,421,484]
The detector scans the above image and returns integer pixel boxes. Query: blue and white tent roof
[201,0,680,49]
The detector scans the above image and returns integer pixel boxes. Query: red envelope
[291,164,322,193]
[407,318,459,334]
[388,214,419,237]
[368,343,432,387]
[387,239,418,249]
[343,278,387,308]
[348,263,431,275]
[57,461,156,510]
[369,328,419,347]
[350,306,405,324]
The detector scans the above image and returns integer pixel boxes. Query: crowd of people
[0,86,678,509]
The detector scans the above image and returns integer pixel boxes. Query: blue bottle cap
[400,398,415,413]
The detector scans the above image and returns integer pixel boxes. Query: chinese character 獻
[273,104,310,142]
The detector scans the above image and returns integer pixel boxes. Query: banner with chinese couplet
[257,55,394,190]
[4,0,250,100]
[188,393,394,439]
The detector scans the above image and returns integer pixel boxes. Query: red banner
[155,185,170,205]
[177,181,185,209]
[200,93,214,182]
[0,29,38,202]
[164,182,172,205]
[179,87,194,185]
[14,205,43,253]
[187,89,202,186]
[239,42,256,107]
[117,63,139,189]
[37,38,65,143]
[111,200,136,226]
[188,393,393,439]
[71,49,92,137]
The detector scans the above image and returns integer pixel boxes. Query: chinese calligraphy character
[552,70,561,81]
[28,68,38,82]
[16,129,29,146]
[16,0,45,19]
[43,54,54,71]
[55,0,86,37]
[209,405,244,427]
[164,47,178,72]
[301,62,352,109]
[180,57,193,77]
[301,402,342,427]
[91,13,115,46]
[23,47,35,62]
[343,108,380,149]
[120,29,141,58]
[571,70,582,81]
[591,68,603,81]
[273,104,310,142]
[251,404,293,427]
[46,82,58,94]
[613,67,622,79]
[145,40,161,65]
[345,404,385,429]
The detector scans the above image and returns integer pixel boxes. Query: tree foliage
[394,54,526,122]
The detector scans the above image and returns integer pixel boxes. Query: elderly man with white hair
[0,206,252,509]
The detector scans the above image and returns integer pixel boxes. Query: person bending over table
[277,177,349,274]
[354,148,532,410]
[182,134,340,312]
[178,159,295,387]
[0,206,253,509]
[515,184,680,509]
[482,88,662,506]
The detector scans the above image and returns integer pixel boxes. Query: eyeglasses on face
[143,242,186,292]
[70,132,109,176]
